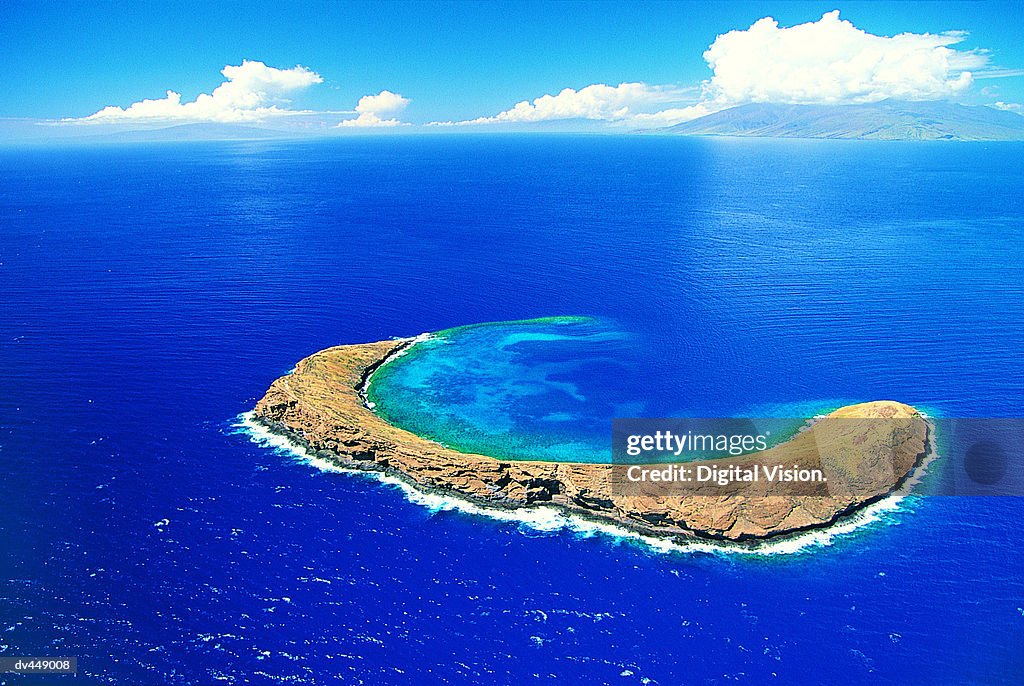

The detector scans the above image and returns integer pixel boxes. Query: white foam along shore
[358,332,432,410]
[231,410,938,558]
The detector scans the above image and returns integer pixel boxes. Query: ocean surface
[1,136,1022,684]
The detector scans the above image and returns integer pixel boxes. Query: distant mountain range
[78,122,299,143]
[662,101,1024,141]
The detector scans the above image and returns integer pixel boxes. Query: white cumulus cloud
[629,103,720,126]
[340,90,411,127]
[441,11,992,129]
[993,101,1023,114]
[431,82,691,126]
[701,10,986,106]
[69,60,323,124]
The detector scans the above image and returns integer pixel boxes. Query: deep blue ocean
[1,136,1022,685]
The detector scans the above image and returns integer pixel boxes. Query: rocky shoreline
[253,336,930,542]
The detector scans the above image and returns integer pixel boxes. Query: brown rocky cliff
[253,339,929,542]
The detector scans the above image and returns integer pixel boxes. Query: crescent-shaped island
[253,330,931,542]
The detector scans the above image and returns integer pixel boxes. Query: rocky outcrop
[253,338,930,542]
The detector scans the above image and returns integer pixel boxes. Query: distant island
[662,100,1024,141]
[253,333,931,542]
[20,100,1024,144]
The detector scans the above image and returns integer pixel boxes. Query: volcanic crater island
[253,319,931,542]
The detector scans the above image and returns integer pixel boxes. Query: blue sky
[2,1,1023,133]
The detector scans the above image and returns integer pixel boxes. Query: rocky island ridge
[253,336,931,542]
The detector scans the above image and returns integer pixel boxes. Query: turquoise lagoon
[367,317,809,463]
